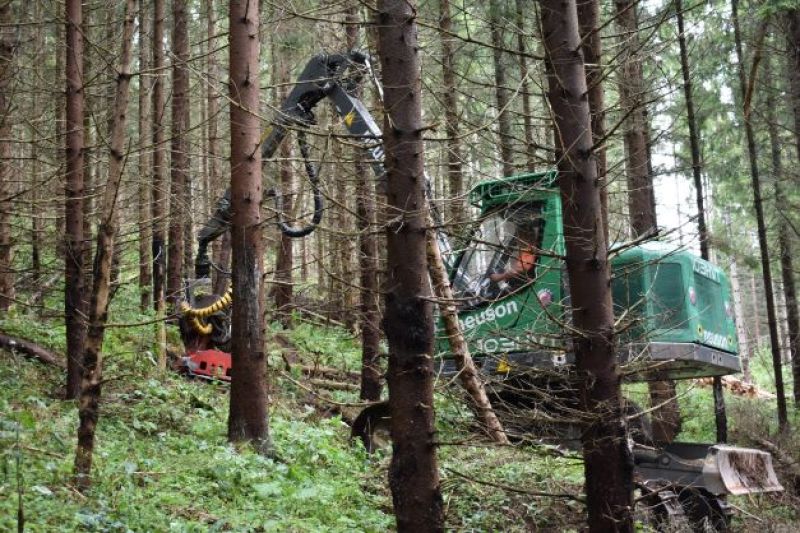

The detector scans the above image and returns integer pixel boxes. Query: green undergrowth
[2,282,797,530]
[0,355,394,532]
[0,284,586,532]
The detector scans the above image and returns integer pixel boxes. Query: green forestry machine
[177,52,782,530]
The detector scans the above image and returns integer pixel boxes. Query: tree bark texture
[331,133,357,328]
[539,0,634,529]
[377,0,444,530]
[151,0,167,367]
[274,137,293,324]
[64,0,87,399]
[206,0,228,297]
[425,215,508,444]
[274,50,293,326]
[489,0,515,178]
[766,55,800,405]
[356,164,382,401]
[438,0,465,226]
[81,9,95,304]
[74,0,136,490]
[732,0,788,431]
[785,11,800,405]
[728,249,751,382]
[29,0,43,289]
[0,1,15,311]
[138,0,152,311]
[676,0,709,259]
[516,0,537,170]
[346,5,383,402]
[227,0,270,450]
[167,0,189,304]
[614,0,655,236]
[576,0,607,240]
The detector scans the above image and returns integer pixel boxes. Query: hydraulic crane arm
[195,50,450,278]
[195,51,385,277]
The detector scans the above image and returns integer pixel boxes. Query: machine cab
[436,171,566,369]
[436,171,741,381]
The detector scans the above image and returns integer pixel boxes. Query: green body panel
[611,243,738,354]
[436,171,739,380]
[441,172,566,357]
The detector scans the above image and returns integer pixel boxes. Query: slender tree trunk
[426,215,508,444]
[576,0,607,240]
[614,0,654,235]
[732,0,788,431]
[515,0,536,170]
[726,212,751,382]
[345,5,382,402]
[766,55,800,402]
[274,53,293,326]
[206,0,228,296]
[730,256,751,380]
[377,1,444,529]
[167,0,189,304]
[316,220,324,289]
[64,0,87,399]
[676,0,728,441]
[790,10,800,154]
[227,0,270,451]
[489,0,515,177]
[540,0,634,529]
[54,20,67,247]
[676,0,710,257]
[356,165,382,401]
[333,139,356,328]
[300,233,308,282]
[138,0,152,311]
[74,0,136,489]
[29,1,44,287]
[325,118,343,320]
[151,0,167,367]
[274,138,293,323]
[751,270,762,349]
[81,6,95,307]
[785,11,800,403]
[438,0,465,225]
[0,1,15,312]
[183,175,193,281]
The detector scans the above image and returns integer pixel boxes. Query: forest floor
[1,282,799,531]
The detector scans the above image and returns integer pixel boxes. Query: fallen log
[426,213,509,445]
[693,375,775,399]
[0,333,65,368]
[300,365,360,382]
[308,378,359,391]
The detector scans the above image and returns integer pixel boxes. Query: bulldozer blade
[702,445,783,495]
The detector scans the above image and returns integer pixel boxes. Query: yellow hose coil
[191,317,213,335]
[180,287,233,335]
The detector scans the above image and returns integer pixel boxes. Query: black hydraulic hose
[275,130,323,238]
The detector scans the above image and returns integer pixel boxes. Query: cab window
[452,203,545,306]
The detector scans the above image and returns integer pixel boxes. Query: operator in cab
[489,223,539,291]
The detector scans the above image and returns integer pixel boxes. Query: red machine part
[178,349,232,382]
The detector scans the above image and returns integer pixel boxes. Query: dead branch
[0,333,64,367]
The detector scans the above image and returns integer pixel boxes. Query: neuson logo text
[693,259,720,283]
[459,301,519,332]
